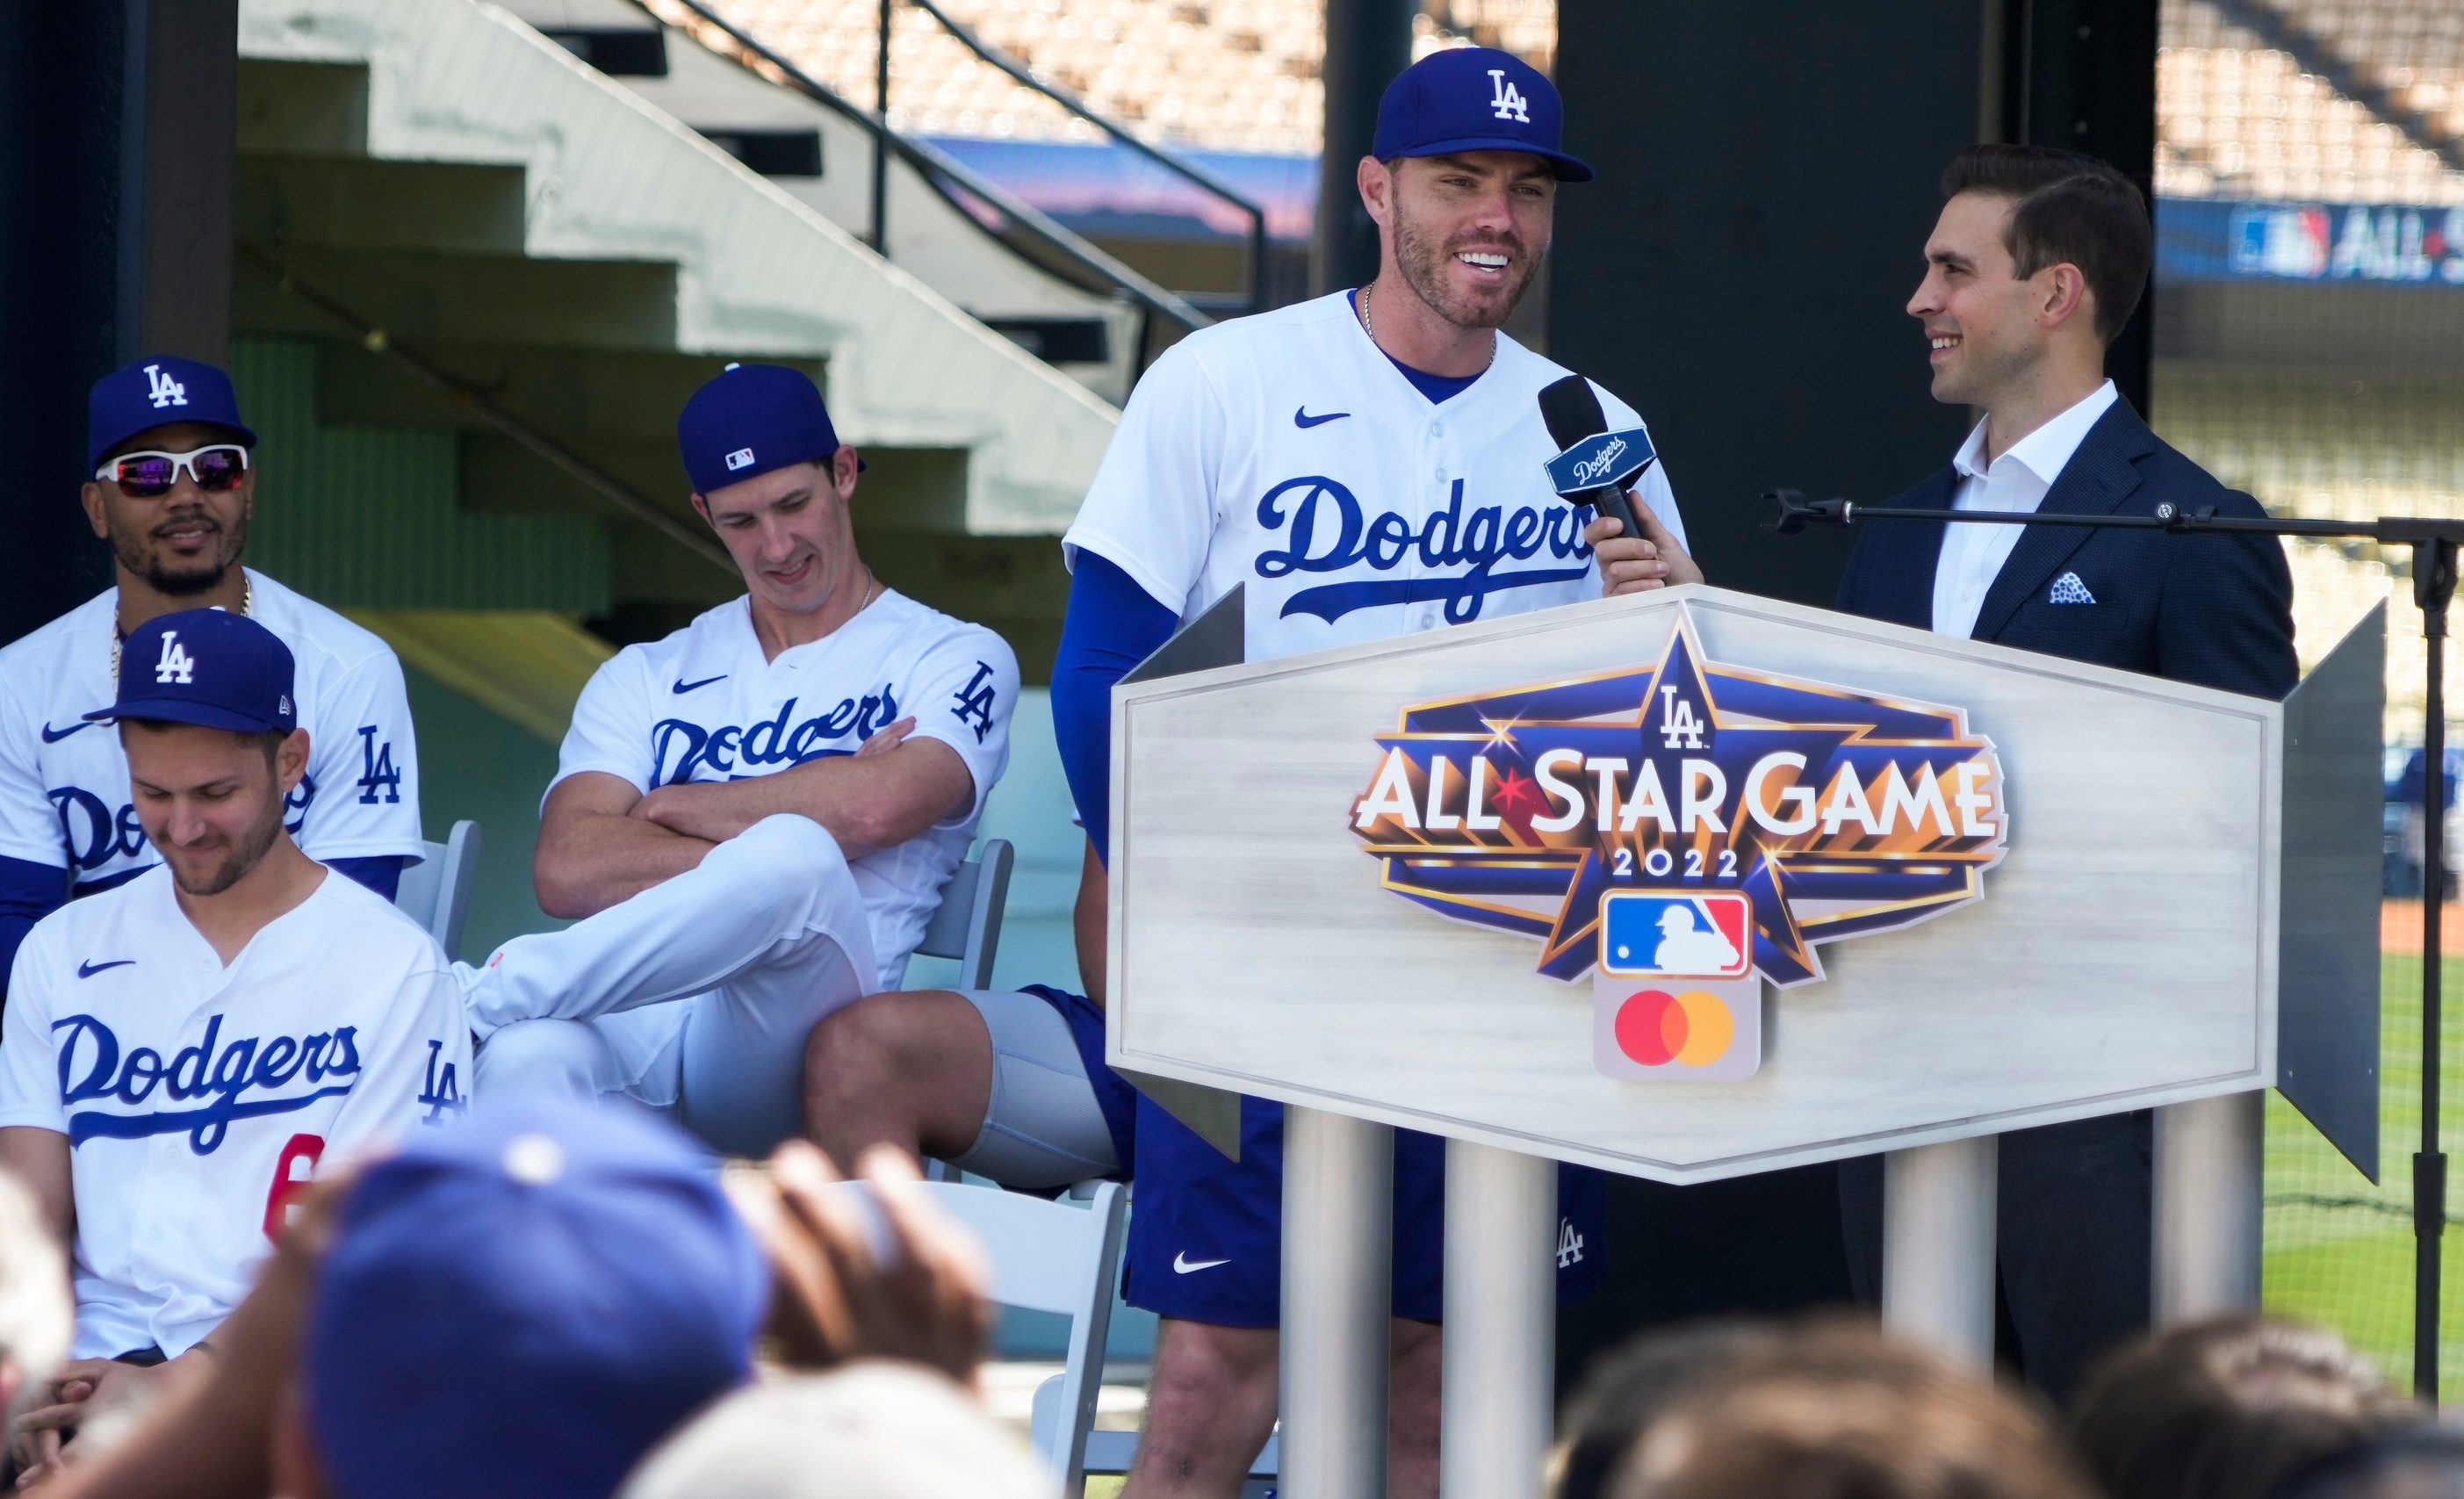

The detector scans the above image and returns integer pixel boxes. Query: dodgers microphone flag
[1538,374,1653,540]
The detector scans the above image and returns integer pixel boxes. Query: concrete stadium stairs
[233,0,1115,720]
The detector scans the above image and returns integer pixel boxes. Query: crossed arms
[533,720,977,920]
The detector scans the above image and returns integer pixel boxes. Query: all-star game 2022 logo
[1349,611,2010,1080]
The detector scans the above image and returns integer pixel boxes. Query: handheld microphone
[1538,375,1651,546]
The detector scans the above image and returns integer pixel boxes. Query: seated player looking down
[0,609,470,1481]
[0,356,424,1005]
[461,364,1018,1158]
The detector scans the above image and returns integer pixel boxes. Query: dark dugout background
[1545,0,2156,1387]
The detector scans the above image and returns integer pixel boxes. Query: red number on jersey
[263,1133,326,1243]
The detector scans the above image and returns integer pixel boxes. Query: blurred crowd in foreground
[0,1093,2447,1499]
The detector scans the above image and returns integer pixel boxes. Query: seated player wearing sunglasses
[0,356,425,1005]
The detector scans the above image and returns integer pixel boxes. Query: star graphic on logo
[1492,767,1542,815]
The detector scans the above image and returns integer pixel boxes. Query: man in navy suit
[1834,143,2297,1401]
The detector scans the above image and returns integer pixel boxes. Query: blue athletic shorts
[1021,984,1139,1174]
[1121,1092,1609,1327]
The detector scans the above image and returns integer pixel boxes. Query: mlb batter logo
[1600,892,1751,980]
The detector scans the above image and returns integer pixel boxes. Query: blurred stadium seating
[2160,0,2464,203]
[694,0,1550,151]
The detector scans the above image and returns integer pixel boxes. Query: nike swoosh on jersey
[1171,1251,1231,1274]
[77,959,134,978]
[1293,407,1350,429]
[672,674,728,695]
[40,721,97,743]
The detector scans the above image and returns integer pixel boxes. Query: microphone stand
[1768,488,2464,1402]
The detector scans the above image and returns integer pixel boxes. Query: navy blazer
[1836,400,2298,702]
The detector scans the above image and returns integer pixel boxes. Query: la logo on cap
[143,363,188,410]
[725,446,755,472]
[155,631,195,685]
[1487,68,1529,122]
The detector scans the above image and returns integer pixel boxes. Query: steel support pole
[1280,1106,1394,1499]
[2153,1092,2264,1322]
[1882,1135,1999,1366]
[1440,1141,1555,1499]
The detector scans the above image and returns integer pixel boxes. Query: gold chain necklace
[1358,280,1497,374]
[113,575,253,679]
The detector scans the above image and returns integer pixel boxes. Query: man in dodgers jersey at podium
[0,609,466,1477]
[0,356,423,1006]
[1055,48,1702,1496]
[461,363,1018,1158]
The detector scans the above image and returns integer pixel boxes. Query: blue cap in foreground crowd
[84,609,298,735]
[675,361,864,496]
[87,354,257,470]
[306,1099,768,1499]
[1373,45,1592,181]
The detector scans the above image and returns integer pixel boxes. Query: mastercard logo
[1613,988,1735,1068]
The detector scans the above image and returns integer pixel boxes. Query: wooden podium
[1109,582,2382,1499]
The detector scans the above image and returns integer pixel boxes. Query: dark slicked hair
[1942,142,2151,344]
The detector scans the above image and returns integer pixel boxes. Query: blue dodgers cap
[1372,47,1591,183]
[306,1099,769,1499]
[87,355,257,470]
[84,609,296,734]
[676,361,862,496]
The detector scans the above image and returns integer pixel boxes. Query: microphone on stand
[1762,489,1854,536]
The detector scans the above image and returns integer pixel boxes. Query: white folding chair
[393,818,482,960]
[913,838,1014,990]
[911,1178,1128,1496]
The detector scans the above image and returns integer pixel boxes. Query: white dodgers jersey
[0,867,471,1358]
[1063,290,1687,663]
[553,589,1018,991]
[0,570,424,893]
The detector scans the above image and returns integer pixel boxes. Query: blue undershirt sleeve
[328,854,408,904]
[0,856,68,1007]
[1050,551,1181,868]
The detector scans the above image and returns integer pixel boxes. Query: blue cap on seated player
[675,361,866,496]
[1372,45,1593,183]
[86,353,259,470]
[305,1099,770,1499]
[82,608,297,734]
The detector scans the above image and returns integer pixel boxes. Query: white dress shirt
[1931,379,2120,638]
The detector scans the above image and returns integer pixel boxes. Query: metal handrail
[902,0,1271,316]
[656,0,1214,378]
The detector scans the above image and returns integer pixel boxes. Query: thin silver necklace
[1358,281,1496,373]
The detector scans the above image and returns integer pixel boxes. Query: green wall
[402,661,566,958]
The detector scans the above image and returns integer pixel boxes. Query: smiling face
[122,720,306,897]
[81,422,255,596]
[1369,150,1556,330]
[1909,191,2086,409]
[692,449,863,620]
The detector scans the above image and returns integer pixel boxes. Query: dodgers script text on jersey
[554,589,1017,991]
[1063,291,1687,662]
[0,867,470,1359]
[0,571,423,892]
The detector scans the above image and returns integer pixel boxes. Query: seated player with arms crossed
[460,364,1019,1158]
[804,51,1700,1499]
[0,356,423,1006]
[0,610,470,1481]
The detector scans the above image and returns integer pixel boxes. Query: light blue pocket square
[2048,572,2097,605]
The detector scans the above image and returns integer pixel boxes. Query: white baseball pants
[461,813,877,1157]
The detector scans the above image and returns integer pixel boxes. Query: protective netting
[2155,0,2464,1397]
